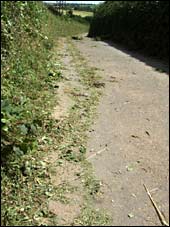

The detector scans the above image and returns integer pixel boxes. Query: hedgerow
[89,1,169,59]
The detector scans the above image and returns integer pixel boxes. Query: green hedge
[89,1,169,59]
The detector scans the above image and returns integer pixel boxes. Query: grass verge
[1,2,89,226]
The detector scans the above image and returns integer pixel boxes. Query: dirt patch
[49,199,82,226]
[51,82,74,120]
[51,38,86,121]
[51,161,82,187]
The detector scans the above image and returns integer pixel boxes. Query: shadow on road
[101,39,169,75]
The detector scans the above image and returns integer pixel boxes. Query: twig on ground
[143,184,169,226]
[87,147,107,160]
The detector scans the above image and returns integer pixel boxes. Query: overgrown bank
[88,1,169,60]
[1,1,88,225]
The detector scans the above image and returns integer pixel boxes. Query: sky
[44,1,104,4]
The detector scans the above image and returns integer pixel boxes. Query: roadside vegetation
[1,1,89,225]
[1,1,111,226]
[89,1,169,60]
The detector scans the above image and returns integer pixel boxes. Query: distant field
[73,10,93,17]
[63,10,93,17]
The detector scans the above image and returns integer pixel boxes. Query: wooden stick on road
[143,184,169,226]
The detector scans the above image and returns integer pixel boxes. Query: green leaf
[79,145,86,154]
[30,124,37,134]
[57,160,63,166]
[2,125,8,132]
[19,124,28,135]
[45,191,53,197]
[126,164,134,172]
[13,146,24,155]
[1,118,9,124]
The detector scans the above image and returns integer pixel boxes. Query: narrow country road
[73,35,169,226]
